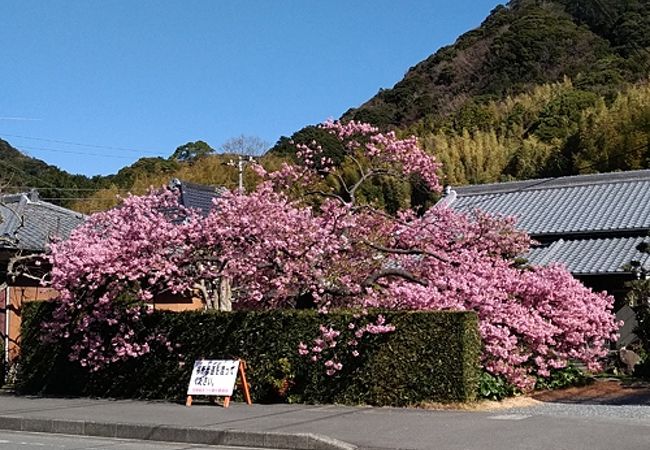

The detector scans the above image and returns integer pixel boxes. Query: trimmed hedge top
[18,302,481,406]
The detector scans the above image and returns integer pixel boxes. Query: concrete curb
[0,416,357,450]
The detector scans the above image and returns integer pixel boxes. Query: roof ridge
[452,174,650,236]
[0,193,28,203]
[176,180,224,217]
[178,179,221,192]
[26,198,86,219]
[455,169,650,196]
[0,194,28,242]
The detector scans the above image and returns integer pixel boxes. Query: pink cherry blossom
[43,120,619,390]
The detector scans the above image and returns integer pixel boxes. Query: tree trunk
[217,277,232,311]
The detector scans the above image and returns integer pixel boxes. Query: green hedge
[17,302,481,406]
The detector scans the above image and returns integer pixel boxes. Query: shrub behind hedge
[17,302,480,406]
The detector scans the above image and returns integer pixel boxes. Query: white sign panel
[187,359,239,396]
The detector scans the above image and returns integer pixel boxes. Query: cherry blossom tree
[44,120,619,389]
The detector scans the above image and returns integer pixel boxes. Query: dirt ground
[420,378,650,411]
[530,378,650,405]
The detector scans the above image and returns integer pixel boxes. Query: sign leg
[239,361,252,405]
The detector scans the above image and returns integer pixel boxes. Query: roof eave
[531,228,650,240]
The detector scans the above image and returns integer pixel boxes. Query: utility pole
[234,155,254,193]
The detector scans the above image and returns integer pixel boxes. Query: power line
[39,197,128,201]
[0,158,59,189]
[1,186,134,192]
[18,145,147,159]
[0,132,162,155]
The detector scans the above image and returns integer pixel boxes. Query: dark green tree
[169,141,215,162]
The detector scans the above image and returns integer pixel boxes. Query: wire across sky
[1,1,504,176]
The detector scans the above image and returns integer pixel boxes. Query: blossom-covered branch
[44,120,619,389]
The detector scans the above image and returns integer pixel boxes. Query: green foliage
[530,89,599,142]
[345,0,650,130]
[478,371,517,401]
[485,4,611,94]
[479,364,590,400]
[414,77,650,186]
[109,157,181,187]
[0,139,110,208]
[534,364,591,391]
[7,0,650,213]
[625,277,650,365]
[571,85,650,173]
[450,102,496,133]
[269,126,346,165]
[558,0,650,62]
[634,355,650,379]
[17,302,481,406]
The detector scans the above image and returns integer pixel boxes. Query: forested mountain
[274,0,650,188]
[0,138,106,206]
[346,0,650,127]
[3,0,650,212]
[0,138,217,210]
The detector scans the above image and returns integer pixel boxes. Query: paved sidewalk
[0,393,649,450]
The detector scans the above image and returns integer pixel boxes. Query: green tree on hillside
[170,141,215,162]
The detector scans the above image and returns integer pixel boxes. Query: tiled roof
[172,179,224,217]
[169,178,225,217]
[526,237,650,275]
[0,192,85,251]
[451,170,650,235]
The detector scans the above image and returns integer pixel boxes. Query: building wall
[6,286,58,362]
[3,286,204,365]
[150,292,204,312]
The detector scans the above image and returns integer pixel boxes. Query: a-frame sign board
[186,359,252,408]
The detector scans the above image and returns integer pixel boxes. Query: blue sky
[1,1,503,176]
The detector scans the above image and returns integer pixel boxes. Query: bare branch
[7,253,50,285]
[330,172,347,193]
[362,240,459,267]
[347,154,366,180]
[350,204,410,225]
[362,268,428,287]
[305,190,347,205]
[348,170,374,205]
[322,285,354,297]
[348,168,393,205]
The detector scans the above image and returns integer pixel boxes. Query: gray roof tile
[0,193,85,251]
[174,180,224,217]
[527,237,650,275]
[452,170,650,235]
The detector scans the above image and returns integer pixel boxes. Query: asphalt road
[0,431,269,450]
[1,393,649,450]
